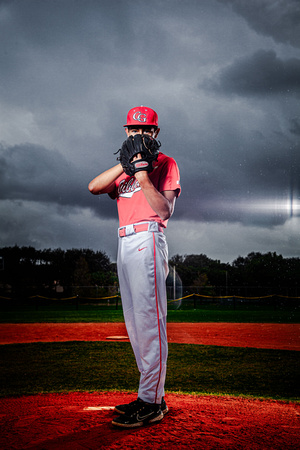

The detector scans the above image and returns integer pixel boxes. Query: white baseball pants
[117,221,169,404]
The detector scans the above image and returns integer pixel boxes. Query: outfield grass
[0,307,299,323]
[0,342,299,401]
[1,306,299,402]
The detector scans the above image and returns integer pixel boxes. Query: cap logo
[133,111,147,123]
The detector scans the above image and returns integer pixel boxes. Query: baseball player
[88,106,181,428]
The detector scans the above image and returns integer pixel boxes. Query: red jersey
[111,152,181,228]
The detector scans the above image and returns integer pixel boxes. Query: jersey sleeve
[108,184,118,200]
[158,156,181,197]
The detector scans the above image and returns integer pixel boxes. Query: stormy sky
[0,0,299,263]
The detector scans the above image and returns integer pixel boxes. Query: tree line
[0,246,117,298]
[0,246,299,298]
[170,252,299,296]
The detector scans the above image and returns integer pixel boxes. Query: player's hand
[132,153,149,180]
[132,153,142,162]
[117,134,160,177]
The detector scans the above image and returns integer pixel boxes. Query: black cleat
[112,398,164,428]
[114,396,168,415]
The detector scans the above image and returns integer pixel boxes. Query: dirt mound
[1,391,299,449]
[1,323,299,448]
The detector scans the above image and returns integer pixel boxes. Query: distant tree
[231,252,299,295]
[169,253,215,287]
[0,246,114,297]
[72,256,91,286]
[191,272,215,295]
[90,270,118,287]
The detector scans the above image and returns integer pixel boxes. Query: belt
[118,222,164,237]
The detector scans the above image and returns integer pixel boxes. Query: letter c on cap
[133,112,147,123]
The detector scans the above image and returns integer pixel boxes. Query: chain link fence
[1,285,299,312]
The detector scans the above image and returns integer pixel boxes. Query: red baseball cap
[124,106,158,127]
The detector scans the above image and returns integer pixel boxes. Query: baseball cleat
[161,397,169,415]
[114,396,168,415]
[112,398,164,428]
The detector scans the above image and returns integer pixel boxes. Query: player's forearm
[88,163,123,195]
[135,173,173,220]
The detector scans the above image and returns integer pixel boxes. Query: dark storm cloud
[0,142,115,218]
[3,136,296,229]
[0,0,132,108]
[179,145,298,226]
[0,143,82,204]
[0,0,232,104]
[203,50,300,96]
[220,0,300,48]
[0,0,299,260]
[289,118,300,136]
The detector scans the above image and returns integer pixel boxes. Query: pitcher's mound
[0,391,299,449]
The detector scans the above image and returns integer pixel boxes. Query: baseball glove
[117,134,161,177]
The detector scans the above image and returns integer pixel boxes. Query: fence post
[233,296,236,310]
[273,295,277,311]
[76,295,79,311]
[116,295,119,310]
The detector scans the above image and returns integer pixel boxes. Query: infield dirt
[1,322,299,449]
[1,322,299,350]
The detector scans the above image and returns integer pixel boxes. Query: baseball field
[0,308,299,449]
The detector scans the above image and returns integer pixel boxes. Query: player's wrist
[134,170,149,182]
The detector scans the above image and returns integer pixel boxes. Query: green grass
[0,342,299,401]
[167,308,300,323]
[0,309,125,323]
[1,304,298,402]
[0,307,299,323]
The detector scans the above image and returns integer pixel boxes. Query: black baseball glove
[117,134,161,177]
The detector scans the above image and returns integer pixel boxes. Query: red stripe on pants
[153,232,162,403]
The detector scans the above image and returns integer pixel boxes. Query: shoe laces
[126,398,160,418]
[126,398,145,414]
